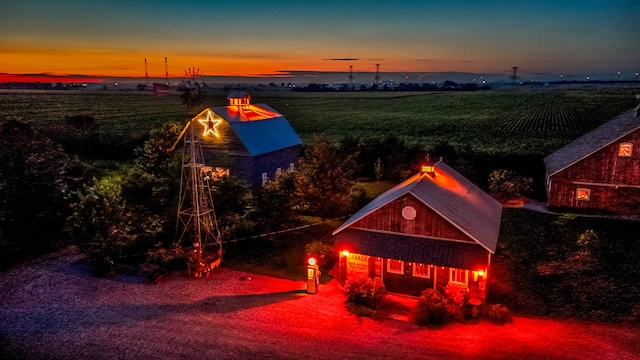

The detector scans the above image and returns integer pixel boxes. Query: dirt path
[1,247,638,359]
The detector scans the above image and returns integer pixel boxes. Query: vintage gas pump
[306,256,320,294]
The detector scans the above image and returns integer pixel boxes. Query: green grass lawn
[222,218,343,281]
[491,208,640,322]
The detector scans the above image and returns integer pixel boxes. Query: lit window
[619,143,633,157]
[261,172,268,185]
[576,188,591,201]
[412,263,431,278]
[449,268,468,286]
[387,259,404,275]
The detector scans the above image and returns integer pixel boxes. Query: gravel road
[1,246,639,359]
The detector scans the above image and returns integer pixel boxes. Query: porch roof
[334,228,489,270]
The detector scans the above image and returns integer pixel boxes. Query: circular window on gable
[402,206,416,220]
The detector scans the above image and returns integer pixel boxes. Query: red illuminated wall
[547,131,640,215]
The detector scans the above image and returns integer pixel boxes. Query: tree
[253,171,298,232]
[209,175,254,239]
[67,177,163,275]
[488,169,533,201]
[294,136,355,217]
[0,120,86,252]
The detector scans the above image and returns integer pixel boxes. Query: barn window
[412,263,431,278]
[387,259,404,274]
[402,206,416,220]
[576,188,591,201]
[275,167,282,177]
[261,172,268,185]
[289,163,295,171]
[619,143,633,157]
[449,268,468,286]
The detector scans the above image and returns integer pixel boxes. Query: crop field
[1,85,638,157]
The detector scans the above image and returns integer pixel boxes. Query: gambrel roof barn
[181,92,302,188]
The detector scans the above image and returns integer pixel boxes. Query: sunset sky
[1,0,638,83]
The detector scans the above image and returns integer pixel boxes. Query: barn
[544,106,640,215]
[332,160,503,301]
[185,91,302,188]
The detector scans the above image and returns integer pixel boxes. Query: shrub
[305,240,337,273]
[481,304,512,324]
[415,288,465,327]
[488,169,533,200]
[343,275,387,310]
[415,289,450,327]
[443,285,465,320]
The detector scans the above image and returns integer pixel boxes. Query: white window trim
[619,142,633,157]
[261,172,268,185]
[412,263,431,279]
[576,187,591,201]
[449,268,469,287]
[387,259,404,275]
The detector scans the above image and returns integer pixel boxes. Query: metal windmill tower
[174,117,222,277]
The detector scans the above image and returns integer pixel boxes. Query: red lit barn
[332,161,503,301]
[184,91,301,188]
[544,107,640,215]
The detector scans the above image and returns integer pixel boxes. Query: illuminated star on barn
[198,111,221,137]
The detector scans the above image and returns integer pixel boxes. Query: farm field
[1,85,639,158]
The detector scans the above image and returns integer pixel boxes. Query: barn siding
[548,181,640,215]
[551,133,640,186]
[250,145,301,188]
[200,120,251,156]
[198,120,300,189]
[548,132,640,215]
[351,193,474,242]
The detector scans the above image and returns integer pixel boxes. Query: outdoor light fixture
[308,257,317,266]
[198,110,221,137]
[341,250,350,257]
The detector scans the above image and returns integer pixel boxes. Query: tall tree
[294,136,355,217]
[0,120,83,252]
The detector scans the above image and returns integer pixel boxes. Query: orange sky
[1,1,638,82]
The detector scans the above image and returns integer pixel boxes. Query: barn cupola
[420,156,436,177]
[228,91,251,108]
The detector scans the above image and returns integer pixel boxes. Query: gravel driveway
[1,247,639,359]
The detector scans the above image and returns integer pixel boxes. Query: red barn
[332,161,503,301]
[544,106,640,215]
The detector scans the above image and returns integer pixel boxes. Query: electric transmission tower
[374,64,381,86]
[510,66,520,82]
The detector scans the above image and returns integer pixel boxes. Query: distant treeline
[293,81,491,92]
[0,82,89,90]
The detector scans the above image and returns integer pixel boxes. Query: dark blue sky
[1,0,638,82]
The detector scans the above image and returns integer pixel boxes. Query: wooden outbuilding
[332,161,503,301]
[544,106,640,215]
[185,91,301,188]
